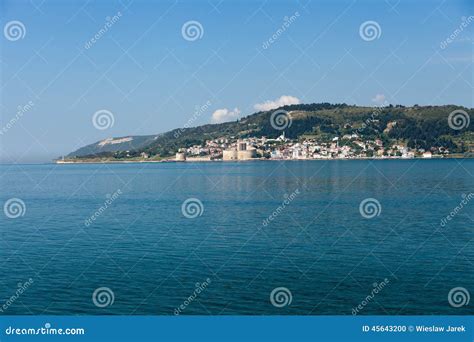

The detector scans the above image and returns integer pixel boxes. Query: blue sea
[1,160,473,315]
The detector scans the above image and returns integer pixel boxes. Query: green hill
[66,103,473,160]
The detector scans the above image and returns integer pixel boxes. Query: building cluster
[175,133,444,161]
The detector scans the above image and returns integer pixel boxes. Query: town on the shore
[170,132,445,162]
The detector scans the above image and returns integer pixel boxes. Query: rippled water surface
[1,160,473,314]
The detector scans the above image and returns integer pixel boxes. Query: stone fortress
[222,141,257,161]
[176,139,257,161]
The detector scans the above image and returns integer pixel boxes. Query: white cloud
[254,95,301,111]
[211,108,241,123]
[372,94,386,104]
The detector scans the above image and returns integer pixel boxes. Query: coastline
[54,154,471,165]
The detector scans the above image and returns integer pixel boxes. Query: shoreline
[54,154,471,165]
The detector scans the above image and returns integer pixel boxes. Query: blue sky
[1,0,472,162]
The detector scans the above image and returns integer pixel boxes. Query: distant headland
[58,103,473,163]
